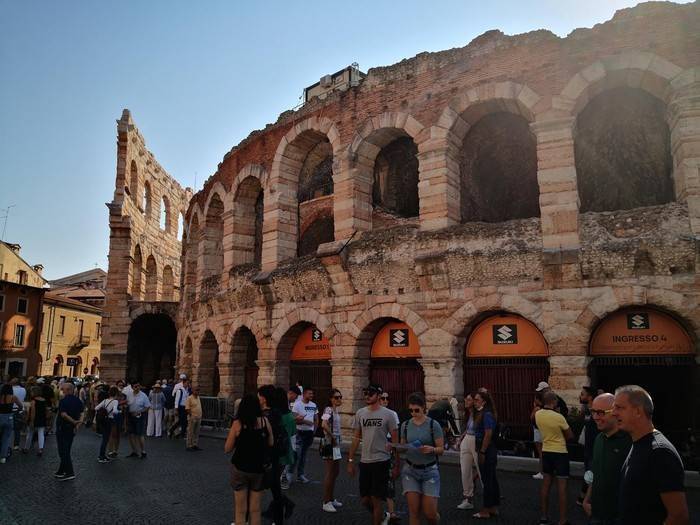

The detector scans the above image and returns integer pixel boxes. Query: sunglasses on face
[363,390,378,397]
[590,408,614,417]
[333,395,342,399]
[409,408,422,414]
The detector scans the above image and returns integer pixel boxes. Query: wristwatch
[347,458,354,463]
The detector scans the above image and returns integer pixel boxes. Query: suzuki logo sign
[492,324,517,344]
[389,329,409,347]
[626,313,650,330]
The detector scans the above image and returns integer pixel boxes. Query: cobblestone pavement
[2,430,698,524]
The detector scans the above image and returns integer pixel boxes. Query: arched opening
[53,355,64,377]
[160,195,171,232]
[588,307,697,462]
[69,356,83,377]
[373,136,419,218]
[90,357,99,376]
[231,326,259,398]
[145,255,158,301]
[131,245,143,300]
[298,139,334,203]
[143,181,152,219]
[369,319,424,418]
[177,212,185,241]
[198,330,220,396]
[203,194,224,281]
[162,265,175,301]
[232,177,264,268]
[278,323,332,408]
[459,111,539,223]
[574,87,673,212]
[298,215,335,257]
[463,313,549,441]
[127,314,176,388]
[184,216,200,302]
[129,160,139,203]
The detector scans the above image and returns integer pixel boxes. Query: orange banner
[290,326,332,361]
[371,322,421,359]
[590,309,693,356]
[466,315,548,357]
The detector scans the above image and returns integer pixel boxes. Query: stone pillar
[668,75,700,233]
[331,357,370,438]
[257,359,289,388]
[417,134,461,231]
[418,357,462,405]
[217,354,241,399]
[334,151,371,239]
[547,352,590,408]
[221,208,235,287]
[192,361,216,397]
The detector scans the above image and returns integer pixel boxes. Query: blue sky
[0,0,688,280]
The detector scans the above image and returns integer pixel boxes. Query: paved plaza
[2,430,699,524]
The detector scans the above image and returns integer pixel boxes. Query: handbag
[319,408,334,457]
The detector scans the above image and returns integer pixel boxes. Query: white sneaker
[532,472,544,480]
[322,502,337,513]
[457,498,474,509]
[0,458,5,464]
[381,512,390,525]
[332,499,343,508]
[297,474,310,484]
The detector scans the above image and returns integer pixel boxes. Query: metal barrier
[198,396,238,429]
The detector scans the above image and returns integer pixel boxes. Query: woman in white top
[321,388,343,513]
[95,386,120,462]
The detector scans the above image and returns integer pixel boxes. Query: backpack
[269,409,291,458]
[95,399,114,430]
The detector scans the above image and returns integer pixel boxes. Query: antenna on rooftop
[0,204,16,241]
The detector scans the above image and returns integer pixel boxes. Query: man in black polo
[613,385,689,525]
[54,382,83,481]
[582,393,632,525]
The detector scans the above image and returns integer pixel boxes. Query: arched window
[177,212,185,241]
[459,111,539,223]
[203,194,224,279]
[373,136,419,218]
[143,181,152,218]
[298,139,333,203]
[160,196,170,232]
[232,177,264,268]
[574,87,673,212]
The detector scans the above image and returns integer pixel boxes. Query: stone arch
[427,81,541,228]
[196,329,220,396]
[350,303,429,360]
[263,116,342,268]
[145,255,158,301]
[131,244,143,300]
[232,168,266,268]
[271,306,338,359]
[162,265,175,301]
[204,182,230,214]
[127,313,177,386]
[229,322,262,399]
[350,112,426,226]
[202,192,224,281]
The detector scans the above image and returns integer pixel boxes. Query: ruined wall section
[102,109,192,382]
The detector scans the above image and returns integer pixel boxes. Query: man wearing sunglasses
[348,384,399,525]
[582,393,632,525]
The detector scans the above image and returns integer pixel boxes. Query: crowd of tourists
[0,373,691,524]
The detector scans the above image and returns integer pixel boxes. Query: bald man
[582,393,632,525]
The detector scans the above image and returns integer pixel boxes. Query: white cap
[535,381,550,392]
[37,377,46,384]
[179,373,187,380]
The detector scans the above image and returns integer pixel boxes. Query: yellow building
[40,293,102,377]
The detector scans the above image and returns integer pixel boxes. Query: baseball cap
[363,384,383,395]
[179,373,187,380]
[535,381,550,392]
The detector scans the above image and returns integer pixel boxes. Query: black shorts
[359,460,390,499]
[128,413,146,436]
[542,452,570,478]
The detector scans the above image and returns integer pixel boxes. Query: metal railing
[199,396,235,429]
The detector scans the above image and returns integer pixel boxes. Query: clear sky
[0,0,689,280]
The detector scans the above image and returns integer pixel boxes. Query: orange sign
[291,326,332,361]
[466,315,548,357]
[590,309,693,356]
[371,322,421,359]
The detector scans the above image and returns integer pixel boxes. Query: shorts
[533,427,542,443]
[542,452,570,478]
[128,413,146,436]
[402,463,440,497]
[230,464,265,492]
[359,460,390,500]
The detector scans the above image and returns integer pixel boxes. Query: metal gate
[464,357,549,441]
[290,360,333,407]
[370,359,425,417]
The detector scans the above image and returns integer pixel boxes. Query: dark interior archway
[127,314,177,386]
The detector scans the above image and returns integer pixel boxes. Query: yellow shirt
[185,396,202,418]
[535,408,569,453]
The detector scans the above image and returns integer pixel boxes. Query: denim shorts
[401,463,440,497]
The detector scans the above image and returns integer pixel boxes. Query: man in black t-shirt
[613,385,689,525]
[54,382,84,481]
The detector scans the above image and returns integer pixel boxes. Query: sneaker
[57,474,76,481]
[381,511,390,525]
[0,458,5,464]
[98,457,110,463]
[532,472,544,480]
[107,452,117,458]
[297,475,310,484]
[457,498,474,510]
[53,471,65,478]
[37,449,43,457]
[322,502,337,513]
[140,452,147,459]
[13,445,19,451]
[331,500,343,508]
[280,478,289,490]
